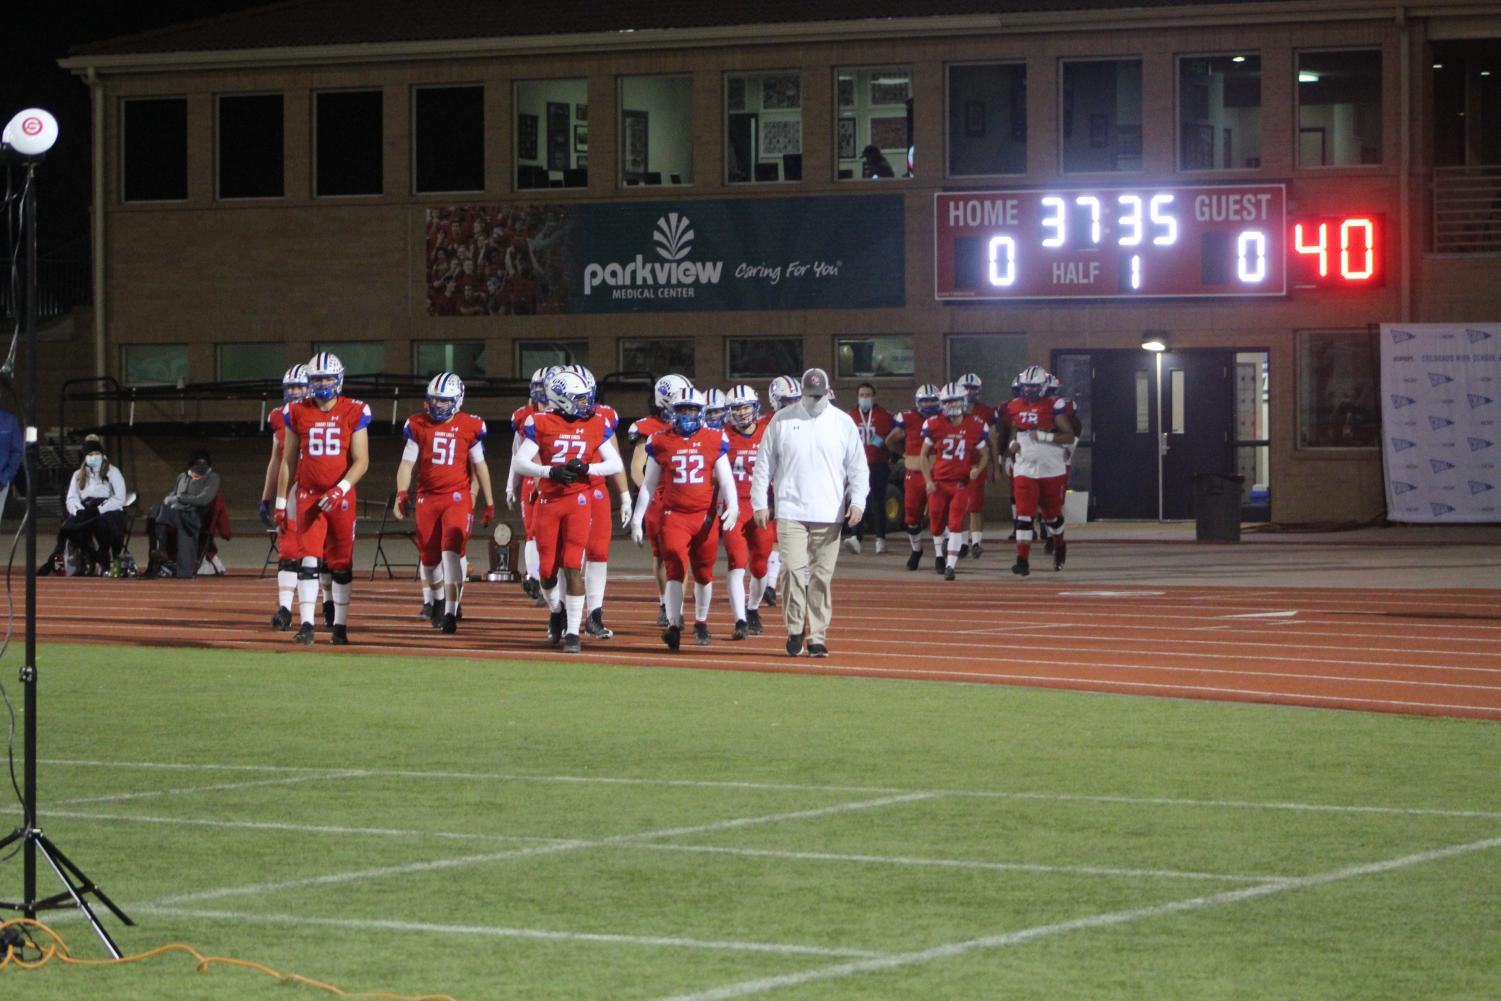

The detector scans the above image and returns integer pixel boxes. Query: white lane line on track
[46,770,370,806]
[43,809,1284,883]
[42,759,1501,819]
[653,835,1501,1001]
[136,907,890,959]
[150,793,939,906]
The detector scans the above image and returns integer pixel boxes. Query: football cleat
[762,586,777,608]
[807,643,829,658]
[906,550,922,571]
[584,609,614,639]
[418,601,434,620]
[1043,536,1056,555]
[547,610,566,645]
[322,599,335,627]
[1054,547,1067,571]
[786,632,804,657]
[969,542,984,560]
[934,555,945,574]
[430,602,445,628]
[944,565,957,581]
[562,633,582,654]
[746,610,764,635]
[1011,557,1031,577]
[440,613,457,634]
[959,544,970,559]
[330,624,349,645]
[732,619,748,640]
[662,624,682,651]
[521,578,538,599]
[293,622,316,645]
[656,605,669,627]
[271,607,293,631]
[694,623,711,646]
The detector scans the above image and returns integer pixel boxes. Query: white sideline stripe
[47,770,370,806]
[43,810,1281,883]
[137,907,888,959]
[42,759,1501,820]
[151,793,938,906]
[655,835,1501,1001]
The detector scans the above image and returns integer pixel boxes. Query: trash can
[1192,473,1245,542]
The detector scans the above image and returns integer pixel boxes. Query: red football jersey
[268,406,287,448]
[587,404,621,486]
[524,410,612,499]
[405,411,488,495]
[284,396,372,493]
[969,400,997,428]
[1000,396,1069,434]
[850,405,895,465]
[891,409,931,458]
[646,427,730,513]
[724,416,769,503]
[511,402,545,434]
[628,414,671,445]
[921,413,989,482]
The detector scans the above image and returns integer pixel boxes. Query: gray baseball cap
[801,368,831,397]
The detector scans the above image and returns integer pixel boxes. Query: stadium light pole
[0,108,131,957]
[1141,332,1168,522]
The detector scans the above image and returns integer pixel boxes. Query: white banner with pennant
[1381,323,1501,523]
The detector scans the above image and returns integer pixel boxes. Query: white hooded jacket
[750,396,869,523]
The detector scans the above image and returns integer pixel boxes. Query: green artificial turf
[0,643,1497,1000]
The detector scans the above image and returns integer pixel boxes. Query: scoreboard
[934,185,1384,300]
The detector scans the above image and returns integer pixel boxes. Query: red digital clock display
[1288,214,1384,288]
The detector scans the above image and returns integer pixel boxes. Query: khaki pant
[776,520,842,644]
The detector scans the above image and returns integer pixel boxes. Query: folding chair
[369,492,420,581]
[260,528,279,578]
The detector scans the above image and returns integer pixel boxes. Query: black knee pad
[1048,517,1065,534]
[297,566,320,581]
[906,523,923,536]
[1013,518,1033,535]
[541,575,558,590]
[278,559,300,573]
[330,568,354,586]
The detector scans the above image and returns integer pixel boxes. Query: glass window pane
[1298,50,1382,167]
[414,85,484,193]
[835,335,914,378]
[517,340,588,375]
[123,344,189,386]
[1178,55,1261,170]
[316,90,383,196]
[218,94,284,198]
[1061,59,1142,173]
[1233,351,1269,442]
[835,67,911,180]
[620,76,693,186]
[1297,329,1379,446]
[726,71,802,184]
[218,343,289,381]
[726,338,802,379]
[620,338,695,379]
[1134,370,1150,433]
[415,342,487,379]
[122,98,187,202]
[1169,368,1186,433]
[515,80,587,190]
[424,208,564,317]
[947,63,1026,176]
[313,341,385,376]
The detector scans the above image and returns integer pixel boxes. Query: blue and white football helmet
[425,372,464,422]
[282,364,309,404]
[915,383,941,418]
[727,384,760,431]
[671,387,707,435]
[306,352,345,400]
[547,370,594,419]
[1016,365,1048,401]
[703,388,728,429]
[654,374,693,420]
[768,375,801,411]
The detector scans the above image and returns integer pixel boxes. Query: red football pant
[902,469,928,529]
[414,491,472,563]
[294,486,357,571]
[965,477,987,517]
[1012,474,1067,521]
[927,480,972,538]
[645,497,665,559]
[661,508,720,585]
[276,485,301,561]
[721,504,775,576]
[586,482,612,563]
[521,476,538,540]
[534,491,591,580]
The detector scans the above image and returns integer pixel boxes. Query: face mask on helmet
[704,406,727,429]
[284,382,308,404]
[673,404,704,435]
[917,396,941,418]
[729,402,759,430]
[426,395,458,422]
[310,377,340,401]
[942,398,967,419]
[1020,380,1045,401]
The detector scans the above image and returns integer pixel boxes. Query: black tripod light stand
[0,107,132,957]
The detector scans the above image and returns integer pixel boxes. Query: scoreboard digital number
[935,185,1288,300]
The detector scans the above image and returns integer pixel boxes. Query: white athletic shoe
[874,538,886,554]
[844,537,862,555]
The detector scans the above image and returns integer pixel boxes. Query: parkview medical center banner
[1381,323,1501,523]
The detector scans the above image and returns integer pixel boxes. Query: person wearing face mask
[147,449,222,579]
[843,383,894,556]
[42,435,128,576]
[750,368,868,658]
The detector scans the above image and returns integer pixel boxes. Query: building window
[1432,41,1501,167]
[726,71,802,184]
[947,63,1026,177]
[313,341,385,376]
[515,79,587,190]
[835,335,914,379]
[835,67,911,180]
[1178,55,1261,171]
[620,338,695,379]
[414,85,484,193]
[1297,329,1379,447]
[414,341,487,379]
[618,75,693,187]
[121,97,187,202]
[217,94,283,199]
[1061,59,1142,173]
[517,340,588,376]
[726,337,802,380]
[1297,50,1382,167]
[122,344,189,386]
[218,343,289,382]
[315,90,383,196]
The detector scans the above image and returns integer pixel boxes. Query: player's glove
[617,492,633,528]
[273,497,288,529]
[258,499,274,527]
[317,485,346,512]
[631,519,644,546]
[720,504,739,531]
[504,485,517,509]
[480,504,495,527]
[393,490,409,519]
[547,464,580,485]
[564,457,590,482]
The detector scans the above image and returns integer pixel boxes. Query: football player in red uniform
[564,365,633,640]
[275,353,372,645]
[629,373,692,627]
[506,367,552,602]
[720,385,775,638]
[509,369,623,652]
[885,383,941,571]
[262,364,326,630]
[394,373,495,634]
[632,388,738,650]
[920,382,991,581]
[1001,365,1078,576]
[957,372,994,558]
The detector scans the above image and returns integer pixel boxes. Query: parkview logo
[583,212,724,298]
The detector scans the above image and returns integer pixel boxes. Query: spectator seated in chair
[40,434,129,576]
[145,449,221,579]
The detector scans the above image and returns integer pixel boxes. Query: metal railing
[0,237,92,323]
[1433,165,1501,254]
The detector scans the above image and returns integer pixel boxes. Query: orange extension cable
[0,917,461,1001]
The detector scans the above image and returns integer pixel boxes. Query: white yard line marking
[654,835,1501,1001]
[44,810,583,845]
[47,770,370,807]
[1221,610,1299,619]
[41,759,1501,819]
[150,793,938,906]
[138,907,888,959]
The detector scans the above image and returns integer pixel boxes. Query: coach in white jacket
[751,368,868,657]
